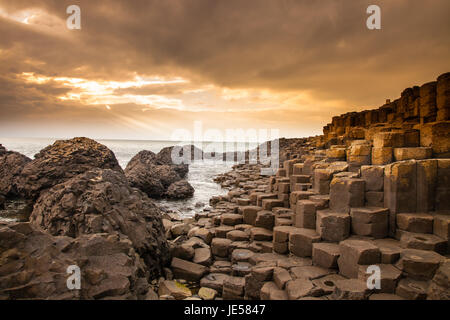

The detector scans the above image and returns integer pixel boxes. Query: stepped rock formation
[15,137,123,200]
[321,72,450,160]
[160,72,450,301]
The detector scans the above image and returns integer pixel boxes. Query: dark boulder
[165,180,195,199]
[153,165,182,187]
[30,168,170,276]
[125,148,194,199]
[15,137,122,199]
[126,150,157,167]
[126,163,166,198]
[0,222,152,300]
[125,150,167,197]
[0,146,31,197]
[155,146,189,178]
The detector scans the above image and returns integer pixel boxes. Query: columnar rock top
[320,72,449,158]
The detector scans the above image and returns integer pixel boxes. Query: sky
[0,0,449,141]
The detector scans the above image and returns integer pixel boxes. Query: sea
[0,137,243,218]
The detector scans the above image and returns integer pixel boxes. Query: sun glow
[18,71,344,115]
[20,72,188,108]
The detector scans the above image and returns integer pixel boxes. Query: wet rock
[198,287,217,300]
[165,180,194,199]
[158,280,192,300]
[200,273,230,293]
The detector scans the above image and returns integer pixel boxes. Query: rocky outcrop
[0,147,31,197]
[30,168,170,276]
[158,73,450,300]
[125,148,194,199]
[154,146,189,178]
[321,72,450,159]
[165,180,195,199]
[0,222,154,300]
[15,137,123,199]
[125,151,166,197]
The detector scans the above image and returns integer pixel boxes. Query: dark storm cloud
[0,0,449,139]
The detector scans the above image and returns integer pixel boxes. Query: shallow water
[0,137,235,220]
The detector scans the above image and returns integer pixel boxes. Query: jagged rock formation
[125,147,194,199]
[0,146,31,197]
[0,222,152,300]
[30,168,170,276]
[0,139,171,300]
[15,137,123,200]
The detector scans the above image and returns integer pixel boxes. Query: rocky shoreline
[1,72,450,300]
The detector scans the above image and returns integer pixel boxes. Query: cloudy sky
[0,0,449,140]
